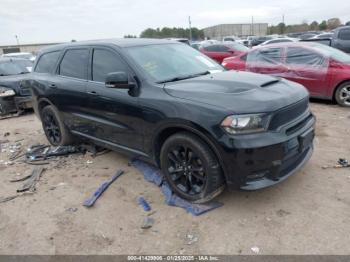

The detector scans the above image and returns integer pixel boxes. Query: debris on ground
[276,209,291,217]
[86,160,93,164]
[132,159,223,216]
[0,195,18,204]
[3,132,10,137]
[251,246,260,254]
[9,173,33,182]
[141,217,154,229]
[147,210,157,216]
[17,167,45,193]
[83,170,125,207]
[186,234,199,245]
[66,207,78,213]
[322,158,350,169]
[25,145,84,163]
[138,197,151,212]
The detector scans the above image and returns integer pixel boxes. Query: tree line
[269,18,349,35]
[124,18,350,39]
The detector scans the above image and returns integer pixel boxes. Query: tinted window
[204,45,229,52]
[59,49,89,79]
[286,47,324,65]
[35,51,60,73]
[248,48,282,64]
[92,49,128,82]
[338,29,350,40]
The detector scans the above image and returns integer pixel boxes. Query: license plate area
[298,129,314,152]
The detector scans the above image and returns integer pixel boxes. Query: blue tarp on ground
[132,159,223,216]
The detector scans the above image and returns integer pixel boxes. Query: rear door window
[35,51,60,73]
[338,29,350,40]
[59,49,89,79]
[92,49,128,82]
[286,47,325,66]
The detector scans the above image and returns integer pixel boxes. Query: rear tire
[335,82,350,107]
[160,132,225,203]
[41,105,74,146]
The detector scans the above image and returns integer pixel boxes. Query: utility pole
[282,14,285,24]
[251,16,254,35]
[15,35,20,46]
[189,16,192,41]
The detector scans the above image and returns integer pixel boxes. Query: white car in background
[257,37,298,46]
[2,52,36,62]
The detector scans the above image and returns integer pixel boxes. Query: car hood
[163,71,309,114]
[0,74,30,93]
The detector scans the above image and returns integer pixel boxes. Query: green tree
[309,21,319,30]
[319,20,328,30]
[140,27,204,40]
[277,22,286,34]
[124,35,137,38]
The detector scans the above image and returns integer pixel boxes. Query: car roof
[0,57,30,63]
[39,38,181,53]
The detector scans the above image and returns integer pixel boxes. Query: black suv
[26,39,315,202]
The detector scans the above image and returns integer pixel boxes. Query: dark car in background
[250,36,274,46]
[26,39,315,202]
[222,42,350,106]
[199,42,249,63]
[331,26,350,53]
[0,58,33,116]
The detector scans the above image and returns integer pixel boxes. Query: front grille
[269,98,309,130]
[19,88,31,96]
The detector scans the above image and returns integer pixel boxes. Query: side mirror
[105,72,135,89]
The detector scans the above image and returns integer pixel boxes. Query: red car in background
[222,42,350,106]
[199,42,249,63]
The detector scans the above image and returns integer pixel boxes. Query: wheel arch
[37,98,55,119]
[152,121,228,181]
[332,79,350,101]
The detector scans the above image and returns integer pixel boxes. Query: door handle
[48,84,57,89]
[88,91,98,95]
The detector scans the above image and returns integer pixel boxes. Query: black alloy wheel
[42,109,62,145]
[167,145,206,195]
[160,132,225,203]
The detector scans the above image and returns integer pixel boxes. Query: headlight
[0,87,16,97]
[221,114,270,134]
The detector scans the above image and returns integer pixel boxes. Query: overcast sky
[1,0,350,45]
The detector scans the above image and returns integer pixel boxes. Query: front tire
[41,105,74,146]
[160,132,225,203]
[335,82,350,107]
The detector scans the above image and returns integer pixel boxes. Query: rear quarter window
[35,51,60,73]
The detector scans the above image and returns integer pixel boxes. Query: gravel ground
[0,101,349,255]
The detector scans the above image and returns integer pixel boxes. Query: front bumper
[217,110,315,190]
[0,95,32,116]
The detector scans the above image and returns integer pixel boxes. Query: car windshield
[126,43,223,83]
[226,43,249,52]
[311,44,350,64]
[0,60,32,76]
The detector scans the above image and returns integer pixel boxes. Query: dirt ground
[0,101,349,255]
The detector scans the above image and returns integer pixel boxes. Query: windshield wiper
[157,71,211,84]
[19,71,29,74]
